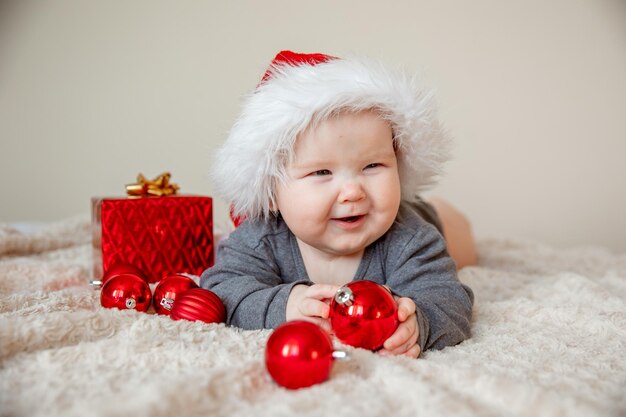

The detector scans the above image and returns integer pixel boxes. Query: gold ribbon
[125,172,180,197]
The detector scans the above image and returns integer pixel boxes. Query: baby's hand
[286,284,339,332]
[379,297,420,358]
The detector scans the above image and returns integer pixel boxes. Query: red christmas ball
[153,274,199,315]
[329,280,399,350]
[100,274,152,312]
[170,288,226,324]
[265,321,334,389]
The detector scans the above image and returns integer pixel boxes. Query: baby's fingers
[383,316,417,352]
[403,344,421,359]
[396,297,416,322]
[299,298,331,319]
[305,284,341,301]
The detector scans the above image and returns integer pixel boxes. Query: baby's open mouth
[335,215,364,223]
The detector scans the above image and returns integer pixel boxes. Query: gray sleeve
[199,225,309,330]
[385,224,474,352]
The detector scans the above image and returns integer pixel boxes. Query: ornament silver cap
[125,298,137,309]
[90,279,103,290]
[332,350,349,360]
[334,286,354,307]
[160,297,174,311]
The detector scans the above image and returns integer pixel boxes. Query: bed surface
[1,218,625,417]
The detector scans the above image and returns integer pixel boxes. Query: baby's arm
[386,223,474,352]
[199,225,309,329]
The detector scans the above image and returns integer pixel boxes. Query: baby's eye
[364,163,381,170]
[312,169,332,176]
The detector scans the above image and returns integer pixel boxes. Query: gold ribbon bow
[126,172,180,197]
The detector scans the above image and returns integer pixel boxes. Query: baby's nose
[337,181,365,203]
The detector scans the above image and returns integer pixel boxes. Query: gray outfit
[200,201,474,352]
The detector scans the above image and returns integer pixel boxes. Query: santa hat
[212,50,451,222]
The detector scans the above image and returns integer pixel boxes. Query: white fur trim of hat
[211,50,451,222]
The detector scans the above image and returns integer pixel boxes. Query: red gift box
[91,173,214,283]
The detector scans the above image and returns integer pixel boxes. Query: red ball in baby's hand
[329,280,399,350]
[265,321,334,389]
[170,288,226,324]
[153,274,199,315]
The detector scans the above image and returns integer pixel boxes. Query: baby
[200,51,474,358]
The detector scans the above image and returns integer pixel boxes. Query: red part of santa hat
[213,50,451,222]
[261,51,335,82]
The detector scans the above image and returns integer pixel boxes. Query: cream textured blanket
[1,218,625,417]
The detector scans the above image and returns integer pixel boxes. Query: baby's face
[275,109,401,257]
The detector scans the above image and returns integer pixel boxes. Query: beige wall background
[1,0,625,252]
